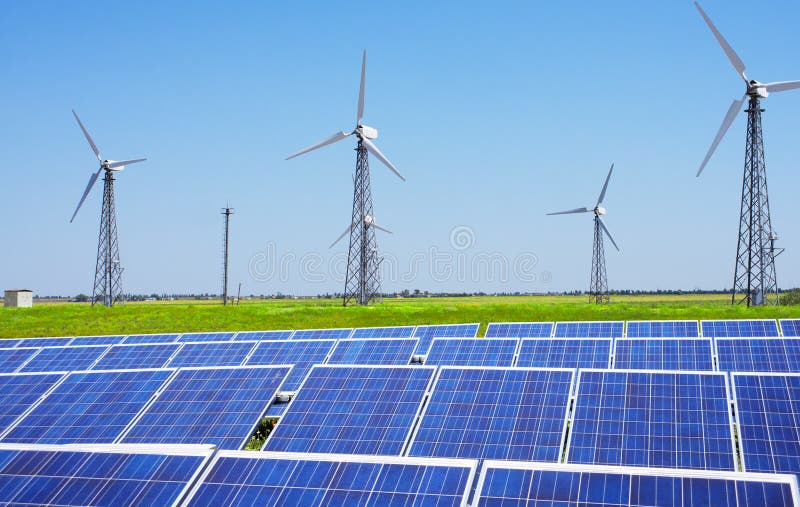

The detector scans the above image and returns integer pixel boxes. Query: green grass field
[1,294,799,339]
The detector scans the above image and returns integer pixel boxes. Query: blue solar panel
[733,373,800,478]
[716,338,800,372]
[292,328,354,340]
[568,369,735,470]
[0,444,215,506]
[245,339,336,391]
[235,330,294,341]
[554,321,624,338]
[178,332,237,342]
[0,347,41,373]
[2,368,174,444]
[327,338,418,365]
[19,345,110,373]
[0,372,66,433]
[702,319,779,337]
[350,326,416,338]
[426,338,518,367]
[413,324,480,355]
[614,339,714,371]
[184,452,477,506]
[486,322,554,338]
[122,365,291,450]
[123,333,181,344]
[263,365,435,455]
[0,340,22,349]
[517,338,611,369]
[626,320,700,338]
[70,335,126,346]
[92,343,180,370]
[167,341,257,368]
[408,367,573,461]
[781,320,800,337]
[15,337,74,348]
[474,461,800,507]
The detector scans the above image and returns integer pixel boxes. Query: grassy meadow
[1,294,799,339]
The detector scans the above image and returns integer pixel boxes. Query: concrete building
[4,290,33,308]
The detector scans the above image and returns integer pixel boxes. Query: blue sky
[1,1,799,296]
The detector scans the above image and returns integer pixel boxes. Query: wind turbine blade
[697,95,745,177]
[546,207,591,216]
[596,163,614,206]
[372,223,393,234]
[357,50,366,124]
[107,158,146,169]
[598,218,620,252]
[286,131,351,160]
[329,223,355,249]
[765,80,800,93]
[361,138,405,181]
[694,2,747,81]
[70,168,102,223]
[72,110,102,162]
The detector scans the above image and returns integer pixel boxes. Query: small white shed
[4,290,33,308]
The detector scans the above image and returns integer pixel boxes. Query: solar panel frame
[13,336,74,348]
[425,337,519,367]
[326,338,418,365]
[122,333,182,344]
[485,322,554,338]
[69,335,127,346]
[554,320,624,338]
[177,332,237,343]
[701,319,780,338]
[244,339,337,392]
[565,368,737,472]
[625,320,701,338]
[18,344,111,373]
[781,319,800,337]
[291,327,354,340]
[612,338,715,371]
[473,461,800,507]
[406,366,574,462]
[91,343,182,370]
[0,347,42,373]
[234,330,294,341]
[263,364,437,456]
[119,365,293,450]
[516,338,612,369]
[350,326,416,339]
[715,337,800,372]
[182,451,479,507]
[165,340,259,368]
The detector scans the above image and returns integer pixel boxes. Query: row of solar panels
[0,444,794,506]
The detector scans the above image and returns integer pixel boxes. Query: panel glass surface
[235,330,293,341]
[626,320,700,338]
[14,337,74,348]
[123,333,181,344]
[614,339,714,371]
[70,335,126,346]
[0,373,65,433]
[351,326,416,339]
[292,328,354,340]
[781,320,800,337]
[167,341,257,368]
[425,338,518,367]
[92,343,180,371]
[716,338,800,372]
[177,332,237,343]
[485,322,554,338]
[413,324,479,355]
[517,338,611,369]
[554,321,624,338]
[701,320,779,338]
[244,339,336,391]
[0,348,41,373]
[19,345,109,373]
[327,338,417,365]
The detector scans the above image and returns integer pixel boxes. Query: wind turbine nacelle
[105,160,124,171]
[595,206,606,216]
[359,125,378,139]
[748,81,769,98]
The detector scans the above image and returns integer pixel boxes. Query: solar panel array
[717,338,800,373]
[235,330,293,341]
[351,326,416,338]
[486,322,553,338]
[781,319,800,337]
[554,321,624,338]
[626,320,700,338]
[0,348,40,373]
[123,333,181,344]
[426,338,518,367]
[0,372,66,433]
[413,323,479,355]
[291,328,353,340]
[69,335,126,346]
[613,338,714,371]
[166,341,257,368]
[92,343,180,370]
[177,332,237,343]
[702,319,780,337]
[517,338,611,369]
[327,338,417,365]
[245,339,336,391]
[19,345,108,373]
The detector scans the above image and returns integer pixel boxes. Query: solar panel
[19,345,110,373]
[613,338,714,371]
[123,333,181,344]
[0,372,66,434]
[15,336,74,348]
[486,322,554,338]
[235,330,294,341]
[413,323,480,355]
[781,319,800,337]
[474,461,800,507]
[567,369,735,471]
[327,338,418,365]
[1,368,174,444]
[70,335,126,346]
[0,340,22,349]
[0,347,41,373]
[183,452,478,507]
[92,343,181,370]
[244,339,337,392]
[716,338,800,372]
[177,332,237,342]
[166,341,257,368]
[701,319,779,337]
[0,443,215,507]
[408,367,573,461]
[733,373,800,478]
[554,321,624,338]
[350,326,416,338]
[263,365,435,455]
[425,338,518,367]
[516,338,611,369]
[292,328,353,340]
[626,320,700,338]
[121,365,292,450]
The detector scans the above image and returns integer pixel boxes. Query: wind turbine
[548,164,619,304]
[694,2,799,306]
[286,50,404,306]
[70,110,146,307]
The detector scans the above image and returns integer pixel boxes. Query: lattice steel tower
[221,206,234,306]
[589,215,610,304]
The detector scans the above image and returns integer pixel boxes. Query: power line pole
[221,206,234,305]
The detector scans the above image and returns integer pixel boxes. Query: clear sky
[1,1,799,296]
